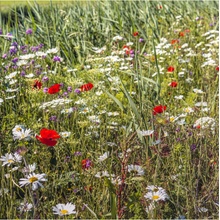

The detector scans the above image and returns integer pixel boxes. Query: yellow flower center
[152,195,160,200]
[8,159,14,163]
[16,128,22,131]
[170,117,175,122]
[60,209,68,215]
[29,176,38,183]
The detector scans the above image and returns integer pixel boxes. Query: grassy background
[0,0,218,219]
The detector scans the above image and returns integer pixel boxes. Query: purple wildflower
[42,76,49,82]
[53,56,61,62]
[74,89,81,94]
[26,28,33,35]
[43,87,48,93]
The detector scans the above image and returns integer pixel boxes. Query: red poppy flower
[169,81,178,87]
[33,80,42,90]
[122,45,131,55]
[171,39,179,45]
[153,105,167,115]
[179,32,185,37]
[48,84,61,94]
[36,128,60,147]
[80,82,94,92]
[216,66,219,71]
[133,32,139,37]
[167,66,175,72]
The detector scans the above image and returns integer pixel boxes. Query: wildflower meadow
[0,0,219,219]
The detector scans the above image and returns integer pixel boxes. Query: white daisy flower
[22,163,36,173]
[144,189,169,202]
[61,108,74,114]
[5,71,18,79]
[19,173,47,191]
[13,128,32,141]
[183,107,194,114]
[18,202,33,213]
[60,132,71,138]
[52,203,76,216]
[128,165,144,176]
[0,153,22,167]
[97,152,109,162]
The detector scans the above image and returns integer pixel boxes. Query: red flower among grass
[167,66,175,72]
[80,82,94,92]
[33,80,42,90]
[179,32,185,37]
[36,128,60,147]
[133,32,139,36]
[171,39,179,45]
[169,81,178,87]
[153,105,167,115]
[81,158,92,170]
[122,45,131,55]
[216,66,219,71]
[48,84,61,94]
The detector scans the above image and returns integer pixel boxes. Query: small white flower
[22,163,36,173]
[183,107,194,114]
[5,71,18,79]
[138,130,154,136]
[113,35,123,41]
[0,153,22,167]
[126,42,133,46]
[25,73,35,78]
[61,108,74,114]
[193,88,204,94]
[46,48,59,54]
[178,72,185,77]
[19,54,35,60]
[97,152,109,162]
[174,95,184,100]
[195,102,208,107]
[128,165,144,176]
[19,173,47,191]
[52,203,76,216]
[185,78,193,83]
[18,202,33,213]
[60,132,71,138]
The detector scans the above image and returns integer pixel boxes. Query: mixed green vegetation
[0,0,219,219]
